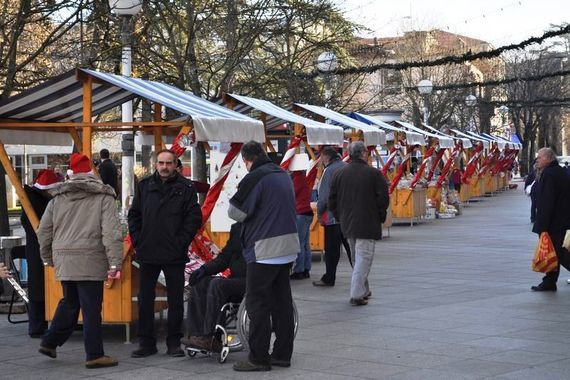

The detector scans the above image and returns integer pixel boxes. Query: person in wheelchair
[182,222,246,352]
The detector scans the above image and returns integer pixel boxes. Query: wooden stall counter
[459,183,471,203]
[391,187,427,226]
[426,186,442,209]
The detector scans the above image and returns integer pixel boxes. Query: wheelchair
[185,295,299,363]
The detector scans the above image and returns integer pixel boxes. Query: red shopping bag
[531,232,559,273]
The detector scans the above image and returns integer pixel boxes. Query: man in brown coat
[37,153,123,369]
[329,141,389,306]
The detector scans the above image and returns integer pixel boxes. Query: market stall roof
[481,133,521,150]
[395,121,455,148]
[349,112,426,145]
[0,69,265,144]
[294,103,386,146]
[449,128,490,149]
[225,93,344,146]
[422,124,472,148]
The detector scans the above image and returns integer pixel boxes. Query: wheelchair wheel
[236,296,299,351]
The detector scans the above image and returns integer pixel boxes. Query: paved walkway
[2,180,570,379]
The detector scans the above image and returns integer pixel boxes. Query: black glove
[188,266,206,286]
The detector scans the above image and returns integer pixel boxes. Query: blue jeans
[293,214,313,273]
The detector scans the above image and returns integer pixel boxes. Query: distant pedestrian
[313,147,350,287]
[228,141,299,371]
[98,149,118,195]
[329,141,389,305]
[128,149,202,358]
[37,153,122,369]
[530,148,570,291]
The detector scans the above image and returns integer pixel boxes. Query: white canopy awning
[422,124,472,148]
[450,129,490,150]
[294,104,386,146]
[0,131,72,146]
[227,94,344,146]
[396,121,455,149]
[352,113,426,146]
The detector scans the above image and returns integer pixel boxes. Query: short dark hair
[100,149,110,159]
[321,146,340,160]
[155,149,177,162]
[177,159,182,168]
[241,141,267,162]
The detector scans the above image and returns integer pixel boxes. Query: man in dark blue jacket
[531,148,570,291]
[128,149,202,357]
[228,141,299,371]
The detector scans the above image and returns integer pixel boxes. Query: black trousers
[41,281,104,361]
[542,232,570,285]
[137,263,185,349]
[246,262,294,365]
[186,276,245,337]
[321,224,351,285]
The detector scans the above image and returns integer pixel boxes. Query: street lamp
[465,94,477,131]
[417,79,433,124]
[316,51,338,108]
[109,0,142,215]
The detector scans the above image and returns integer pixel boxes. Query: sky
[336,0,570,47]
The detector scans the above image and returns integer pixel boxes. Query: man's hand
[188,266,206,286]
[0,263,11,279]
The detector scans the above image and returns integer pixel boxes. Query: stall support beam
[153,104,163,151]
[68,128,83,154]
[0,141,39,230]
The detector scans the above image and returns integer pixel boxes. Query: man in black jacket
[329,141,389,306]
[97,149,117,194]
[182,222,246,352]
[128,149,202,357]
[531,147,570,292]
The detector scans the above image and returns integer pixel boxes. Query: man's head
[320,146,340,166]
[348,141,368,161]
[241,141,267,172]
[536,147,557,170]
[100,149,110,160]
[155,149,177,180]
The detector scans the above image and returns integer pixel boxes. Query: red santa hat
[69,153,92,175]
[33,169,60,190]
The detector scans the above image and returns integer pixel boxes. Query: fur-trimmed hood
[54,173,116,200]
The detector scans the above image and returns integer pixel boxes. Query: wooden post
[68,128,83,154]
[153,103,163,151]
[82,77,93,158]
[0,141,40,230]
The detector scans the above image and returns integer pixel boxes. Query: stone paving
[2,179,570,379]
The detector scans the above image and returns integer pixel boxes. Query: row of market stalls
[0,69,521,335]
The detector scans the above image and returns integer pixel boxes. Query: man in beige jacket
[37,153,123,369]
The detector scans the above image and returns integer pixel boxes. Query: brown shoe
[350,298,368,306]
[85,355,118,369]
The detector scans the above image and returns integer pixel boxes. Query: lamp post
[465,94,477,131]
[109,0,142,216]
[417,79,433,125]
[316,51,338,109]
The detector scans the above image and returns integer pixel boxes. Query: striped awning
[294,104,386,146]
[350,113,426,146]
[0,69,265,143]
[395,121,455,149]
[226,93,344,146]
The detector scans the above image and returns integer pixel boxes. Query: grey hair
[348,141,367,160]
[538,147,557,163]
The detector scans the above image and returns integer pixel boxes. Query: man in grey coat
[329,142,389,306]
[37,153,123,368]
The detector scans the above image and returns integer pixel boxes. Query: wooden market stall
[0,68,263,339]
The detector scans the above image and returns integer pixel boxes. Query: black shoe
[290,272,306,280]
[350,298,368,306]
[166,346,185,357]
[233,360,271,372]
[531,283,557,292]
[131,346,158,358]
[38,346,57,359]
[271,357,291,367]
[303,270,310,278]
[312,279,334,287]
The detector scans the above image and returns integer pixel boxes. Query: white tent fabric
[422,124,473,148]
[192,117,265,143]
[450,129,490,150]
[227,94,344,146]
[0,131,72,146]
[353,113,426,146]
[294,103,386,146]
[395,121,455,148]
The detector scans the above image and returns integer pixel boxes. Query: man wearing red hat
[20,169,61,338]
[36,153,123,369]
[128,149,202,358]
